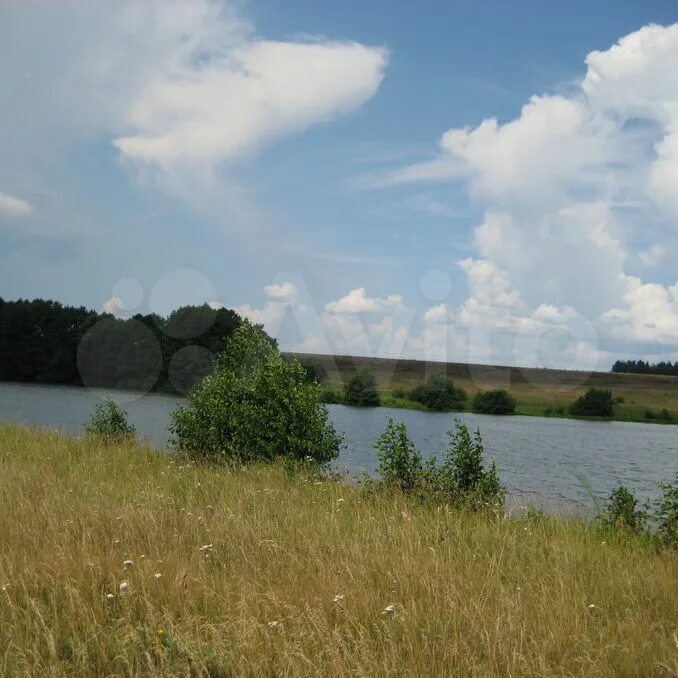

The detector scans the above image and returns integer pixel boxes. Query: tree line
[611,360,678,376]
[0,297,246,394]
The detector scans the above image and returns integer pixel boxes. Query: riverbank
[377,391,678,424]
[1,426,676,677]
[292,353,678,425]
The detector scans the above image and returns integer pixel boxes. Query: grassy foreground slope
[291,352,678,421]
[1,427,677,678]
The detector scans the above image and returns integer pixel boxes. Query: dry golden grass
[1,426,677,678]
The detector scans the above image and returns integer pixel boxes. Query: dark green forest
[0,297,247,395]
[611,360,678,376]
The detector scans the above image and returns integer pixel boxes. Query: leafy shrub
[84,399,135,442]
[391,388,407,400]
[472,389,517,415]
[438,421,504,505]
[644,409,656,420]
[319,387,342,404]
[658,408,673,422]
[374,419,423,492]
[602,485,646,532]
[544,405,565,417]
[170,322,342,465]
[374,418,504,507]
[343,370,380,407]
[407,384,426,404]
[408,374,467,411]
[569,388,614,417]
[654,474,678,548]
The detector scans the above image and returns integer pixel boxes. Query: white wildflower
[119,582,129,593]
[382,604,396,617]
[154,573,163,581]
[106,593,115,601]
[267,620,281,629]
[123,560,133,569]
[333,594,345,604]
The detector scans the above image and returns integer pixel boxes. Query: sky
[1,0,677,370]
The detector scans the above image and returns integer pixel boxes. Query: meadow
[292,352,678,422]
[1,426,677,677]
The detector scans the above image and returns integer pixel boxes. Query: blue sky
[1,1,677,368]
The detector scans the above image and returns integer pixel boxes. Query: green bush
[374,419,423,492]
[170,322,342,465]
[602,485,646,532]
[472,389,516,415]
[544,405,565,417]
[658,408,673,422]
[569,388,614,417]
[319,387,343,404]
[374,418,504,507]
[408,374,467,411]
[84,399,135,442]
[344,370,380,407]
[391,388,407,400]
[654,474,678,549]
[438,421,504,505]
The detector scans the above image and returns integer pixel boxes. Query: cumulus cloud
[102,297,125,316]
[0,192,33,218]
[264,281,298,302]
[324,288,404,315]
[370,21,678,358]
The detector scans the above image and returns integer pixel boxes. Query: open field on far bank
[1,426,678,678]
[290,352,678,423]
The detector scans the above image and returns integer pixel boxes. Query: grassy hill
[1,426,677,677]
[288,352,678,422]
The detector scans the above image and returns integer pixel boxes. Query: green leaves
[471,390,517,415]
[170,322,342,466]
[344,371,380,407]
[84,400,136,442]
[374,418,505,507]
[569,388,614,417]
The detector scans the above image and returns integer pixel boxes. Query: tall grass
[1,426,677,677]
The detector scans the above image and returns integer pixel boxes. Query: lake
[1,381,676,511]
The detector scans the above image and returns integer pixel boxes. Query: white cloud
[102,297,124,316]
[371,21,678,359]
[601,276,678,344]
[423,303,454,324]
[0,192,33,218]
[324,287,404,315]
[532,304,578,324]
[264,281,298,302]
[639,244,666,267]
[114,39,387,175]
[0,1,387,219]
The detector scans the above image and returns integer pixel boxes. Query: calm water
[1,382,676,511]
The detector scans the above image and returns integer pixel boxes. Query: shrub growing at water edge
[654,474,678,549]
[374,418,504,507]
[438,421,504,505]
[408,374,467,411]
[170,322,342,465]
[602,485,646,532]
[472,389,517,415]
[374,419,424,493]
[84,399,135,442]
[343,370,380,407]
[569,388,614,418]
